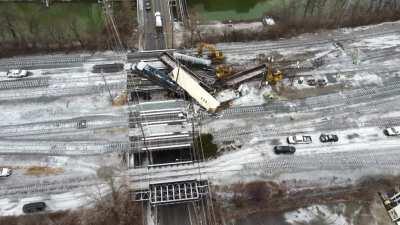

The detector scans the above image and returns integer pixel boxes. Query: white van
[155,11,162,28]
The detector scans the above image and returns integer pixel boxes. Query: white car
[0,167,12,177]
[287,135,312,144]
[7,69,29,78]
[384,127,400,136]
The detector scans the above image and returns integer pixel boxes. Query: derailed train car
[169,66,220,112]
[134,62,179,93]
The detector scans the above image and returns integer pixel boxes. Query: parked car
[0,167,12,177]
[317,79,327,87]
[307,79,316,86]
[287,135,312,144]
[77,120,87,129]
[22,202,46,213]
[7,69,30,78]
[384,127,400,136]
[145,0,151,11]
[274,146,296,154]
[320,134,339,142]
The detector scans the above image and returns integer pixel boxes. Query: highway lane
[141,0,166,50]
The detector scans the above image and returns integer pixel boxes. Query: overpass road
[139,0,169,50]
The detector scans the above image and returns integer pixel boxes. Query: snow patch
[285,204,348,225]
[351,34,400,50]
[350,72,383,87]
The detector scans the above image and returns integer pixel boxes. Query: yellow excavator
[215,64,234,79]
[112,90,128,106]
[265,57,283,86]
[197,43,225,63]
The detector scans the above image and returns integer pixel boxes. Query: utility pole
[101,70,113,101]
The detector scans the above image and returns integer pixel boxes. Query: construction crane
[264,57,284,86]
[197,43,224,63]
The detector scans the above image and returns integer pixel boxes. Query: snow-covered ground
[1,20,400,217]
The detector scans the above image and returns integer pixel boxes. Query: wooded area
[186,0,400,45]
[0,1,137,57]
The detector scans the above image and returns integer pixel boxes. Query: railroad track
[128,147,400,186]
[0,55,89,70]
[0,54,126,70]
[220,78,400,117]
[0,176,103,197]
[361,47,400,62]
[241,148,400,178]
[0,141,129,155]
[0,80,126,102]
[0,116,127,138]
[0,77,50,90]
[298,63,400,77]
[213,96,400,140]
[182,28,400,56]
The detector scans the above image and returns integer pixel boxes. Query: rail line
[0,77,50,90]
[0,176,103,197]
[0,141,129,155]
[0,116,127,138]
[220,78,400,117]
[0,54,126,70]
[128,147,400,186]
[181,28,400,57]
[216,28,400,54]
[212,96,400,140]
[241,148,400,178]
[0,80,126,102]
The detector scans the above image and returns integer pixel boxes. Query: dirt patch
[277,83,347,100]
[24,166,64,176]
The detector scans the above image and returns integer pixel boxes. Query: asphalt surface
[140,0,167,50]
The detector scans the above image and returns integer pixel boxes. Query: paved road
[140,0,168,50]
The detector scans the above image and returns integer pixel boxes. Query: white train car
[170,67,220,112]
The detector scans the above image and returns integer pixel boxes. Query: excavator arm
[197,43,225,63]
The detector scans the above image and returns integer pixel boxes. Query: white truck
[155,11,162,29]
[7,69,29,78]
[287,135,312,144]
[0,167,12,177]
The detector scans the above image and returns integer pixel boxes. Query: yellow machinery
[215,64,234,79]
[112,90,128,106]
[265,57,283,85]
[197,43,225,63]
